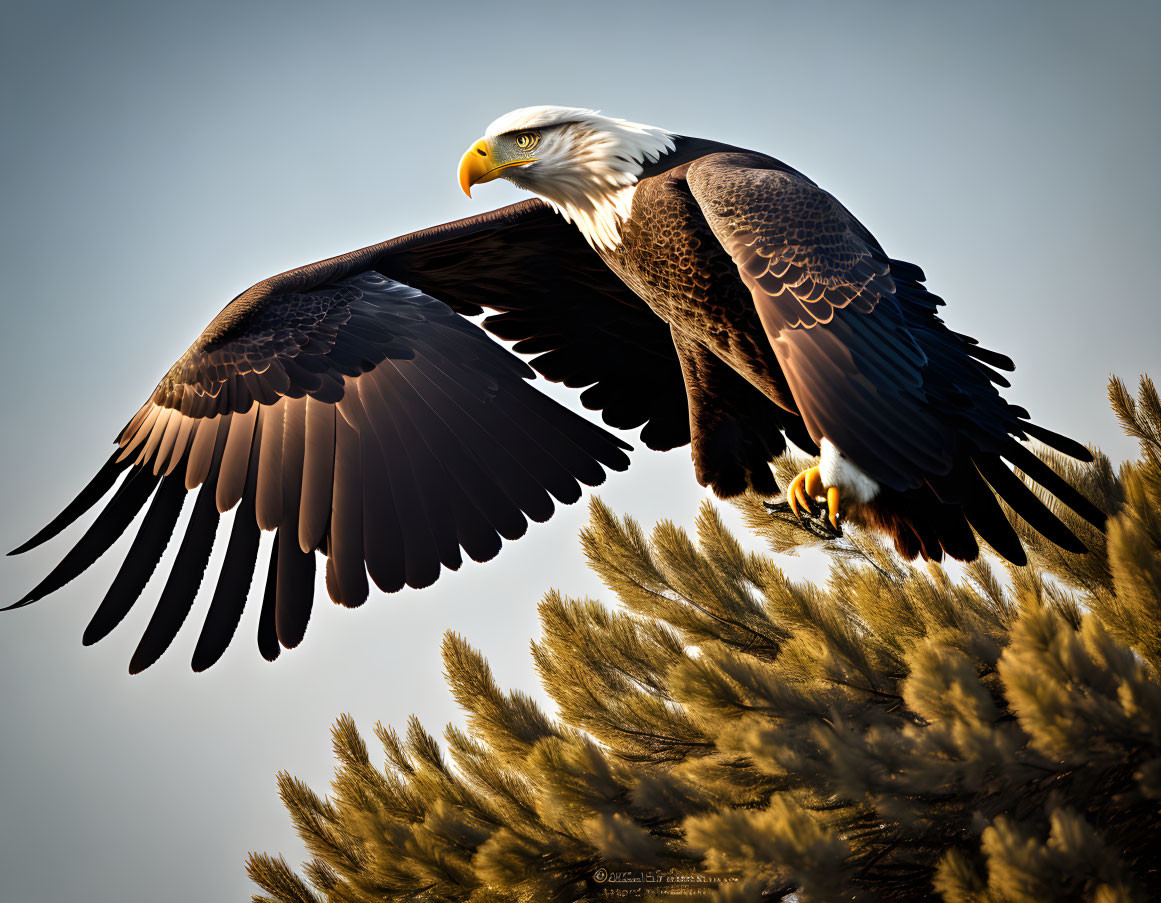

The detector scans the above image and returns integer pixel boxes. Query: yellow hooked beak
[457,137,535,197]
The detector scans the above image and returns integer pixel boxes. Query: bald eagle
[9,106,1104,672]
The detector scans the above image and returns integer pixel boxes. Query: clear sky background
[1,1,1158,900]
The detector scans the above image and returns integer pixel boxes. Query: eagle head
[458,106,674,250]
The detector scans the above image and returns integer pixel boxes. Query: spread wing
[687,152,1104,560]
[8,201,684,673]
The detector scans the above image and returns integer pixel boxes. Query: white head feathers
[484,106,675,250]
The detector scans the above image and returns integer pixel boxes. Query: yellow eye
[514,131,539,151]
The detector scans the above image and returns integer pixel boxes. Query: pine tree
[248,377,1161,903]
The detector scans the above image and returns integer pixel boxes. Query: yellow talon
[786,466,825,520]
[787,472,807,518]
[827,486,841,530]
[786,465,842,532]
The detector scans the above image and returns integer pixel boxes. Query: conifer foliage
[249,378,1161,902]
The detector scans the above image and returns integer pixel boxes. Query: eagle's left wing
[8,200,674,673]
[686,152,1102,560]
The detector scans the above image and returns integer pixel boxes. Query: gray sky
[1,1,1158,900]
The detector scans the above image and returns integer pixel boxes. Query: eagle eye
[513,131,539,152]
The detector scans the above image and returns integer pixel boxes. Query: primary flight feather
[9,106,1104,672]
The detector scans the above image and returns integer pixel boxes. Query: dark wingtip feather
[999,542,1028,567]
[2,593,39,611]
[128,478,221,674]
[257,535,281,662]
[1002,440,1106,529]
[955,467,1028,566]
[192,425,265,672]
[191,499,262,672]
[275,528,316,647]
[964,344,1015,372]
[975,456,1089,554]
[9,451,131,556]
[6,467,160,612]
[83,472,188,647]
[1022,422,1093,462]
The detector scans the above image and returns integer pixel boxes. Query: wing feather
[274,525,316,647]
[6,466,160,609]
[298,396,335,554]
[381,353,556,524]
[257,536,281,662]
[83,469,187,645]
[185,414,223,490]
[374,369,505,563]
[128,426,226,674]
[383,360,528,543]
[217,405,258,512]
[326,410,370,607]
[192,413,265,671]
[255,403,285,530]
[117,405,160,462]
[355,370,444,589]
[8,451,130,556]
[152,411,185,477]
[359,372,463,573]
[357,400,408,595]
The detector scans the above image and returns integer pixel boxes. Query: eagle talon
[827,486,841,531]
[787,465,826,520]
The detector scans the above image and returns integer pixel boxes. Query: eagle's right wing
[8,200,688,673]
[686,153,1103,563]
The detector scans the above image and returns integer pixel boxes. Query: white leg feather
[818,439,880,503]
